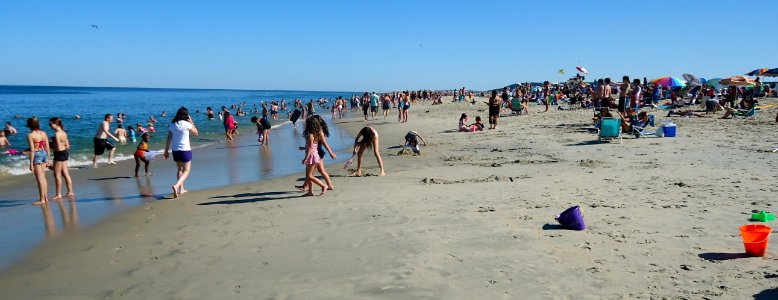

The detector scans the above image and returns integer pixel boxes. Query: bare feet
[51,195,63,201]
[108,161,116,165]
[171,185,179,199]
[302,192,314,197]
[32,200,47,205]
[92,163,98,168]
[379,170,386,176]
[179,189,188,195]
[319,185,328,196]
[350,171,362,177]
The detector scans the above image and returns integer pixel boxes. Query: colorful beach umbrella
[652,76,686,88]
[576,66,588,74]
[746,68,769,76]
[762,68,778,77]
[720,75,756,86]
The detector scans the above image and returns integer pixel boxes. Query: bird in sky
[418,43,423,48]
[91,25,99,29]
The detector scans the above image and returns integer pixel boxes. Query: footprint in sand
[477,206,495,213]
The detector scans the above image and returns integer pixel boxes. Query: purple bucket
[555,206,586,230]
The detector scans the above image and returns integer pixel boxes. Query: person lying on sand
[667,109,710,118]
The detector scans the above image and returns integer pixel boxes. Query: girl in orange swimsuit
[134,133,152,177]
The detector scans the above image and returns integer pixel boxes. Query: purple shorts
[172,150,192,163]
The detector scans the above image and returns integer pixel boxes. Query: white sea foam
[0,153,136,176]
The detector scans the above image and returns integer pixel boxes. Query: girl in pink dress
[301,119,328,196]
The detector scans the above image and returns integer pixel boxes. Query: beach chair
[598,117,621,144]
[509,98,524,115]
[732,107,757,119]
[631,115,659,138]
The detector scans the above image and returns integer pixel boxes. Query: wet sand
[1,98,777,298]
[0,120,353,271]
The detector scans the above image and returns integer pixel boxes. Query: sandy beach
[1,98,777,299]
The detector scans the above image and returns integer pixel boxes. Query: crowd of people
[3,79,776,205]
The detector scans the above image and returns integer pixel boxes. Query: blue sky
[1,0,775,91]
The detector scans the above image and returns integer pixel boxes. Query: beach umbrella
[652,76,686,88]
[576,66,588,74]
[682,73,702,87]
[706,78,722,87]
[762,68,778,77]
[719,75,756,86]
[746,68,769,76]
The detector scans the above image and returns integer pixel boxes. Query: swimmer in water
[115,124,128,144]
[0,130,9,148]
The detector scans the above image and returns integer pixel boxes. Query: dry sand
[1,98,777,299]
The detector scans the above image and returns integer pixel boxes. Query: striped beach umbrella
[651,76,686,88]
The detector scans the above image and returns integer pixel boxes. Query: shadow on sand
[89,176,133,181]
[198,191,301,205]
[566,140,604,146]
[697,252,749,261]
[541,224,565,230]
[754,288,778,300]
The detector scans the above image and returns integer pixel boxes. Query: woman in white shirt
[164,107,198,198]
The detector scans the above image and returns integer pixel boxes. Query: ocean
[0,85,355,176]
[0,85,358,271]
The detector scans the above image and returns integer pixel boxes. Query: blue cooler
[662,124,676,137]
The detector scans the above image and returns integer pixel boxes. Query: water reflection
[227,140,238,184]
[259,146,273,177]
[135,176,155,199]
[40,200,80,238]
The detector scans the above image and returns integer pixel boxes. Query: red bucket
[740,224,772,257]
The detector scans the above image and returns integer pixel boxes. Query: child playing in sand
[352,126,385,176]
[470,116,484,131]
[405,131,426,154]
[134,133,152,177]
[458,113,469,132]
